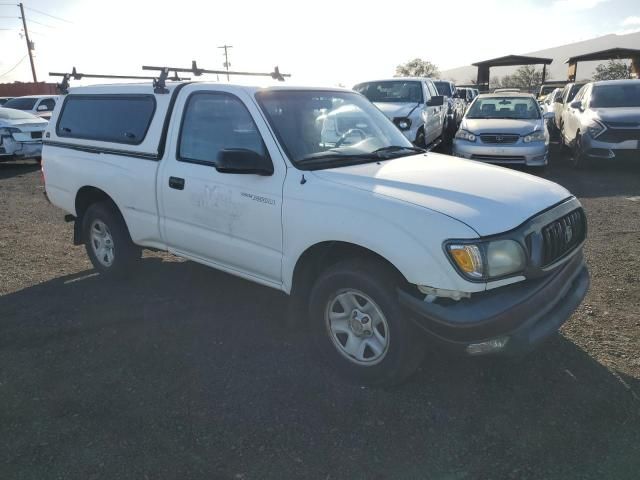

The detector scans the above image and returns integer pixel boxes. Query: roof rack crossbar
[142,60,291,82]
[49,67,188,94]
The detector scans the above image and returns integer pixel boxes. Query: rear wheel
[309,259,425,386]
[83,201,141,277]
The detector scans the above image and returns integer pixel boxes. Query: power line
[25,17,55,28]
[0,54,27,78]
[24,5,71,23]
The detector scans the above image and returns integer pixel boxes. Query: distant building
[0,82,58,98]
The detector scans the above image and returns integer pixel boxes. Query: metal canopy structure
[472,54,553,92]
[565,48,640,81]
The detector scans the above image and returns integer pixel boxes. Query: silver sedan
[452,93,554,168]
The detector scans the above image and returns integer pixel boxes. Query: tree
[593,59,632,81]
[395,59,440,78]
[493,66,542,92]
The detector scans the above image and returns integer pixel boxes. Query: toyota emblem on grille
[564,224,573,243]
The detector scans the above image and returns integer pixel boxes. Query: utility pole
[19,2,37,82]
[218,44,233,81]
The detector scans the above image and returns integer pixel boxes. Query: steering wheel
[335,128,367,148]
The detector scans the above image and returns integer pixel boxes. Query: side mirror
[427,95,444,107]
[216,148,273,176]
[570,100,583,110]
[543,111,555,120]
[37,104,48,111]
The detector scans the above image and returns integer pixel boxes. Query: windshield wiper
[371,145,425,156]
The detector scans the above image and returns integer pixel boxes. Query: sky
[1,0,639,88]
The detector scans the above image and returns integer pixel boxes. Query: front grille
[598,129,640,143]
[480,134,519,144]
[541,209,586,266]
[471,154,525,163]
[31,131,43,139]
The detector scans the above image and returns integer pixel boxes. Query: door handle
[169,176,185,190]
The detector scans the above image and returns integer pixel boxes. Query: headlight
[393,117,411,131]
[585,120,606,139]
[447,239,526,281]
[455,129,476,142]
[523,130,546,143]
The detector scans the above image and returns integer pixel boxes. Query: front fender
[281,173,485,295]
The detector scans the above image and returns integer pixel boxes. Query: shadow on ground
[1,259,639,479]
[0,161,40,181]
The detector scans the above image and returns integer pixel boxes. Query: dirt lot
[1,152,639,480]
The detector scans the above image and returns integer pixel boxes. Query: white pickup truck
[43,81,590,386]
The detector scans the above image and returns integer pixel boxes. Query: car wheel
[570,134,588,169]
[414,128,426,148]
[309,259,425,386]
[83,201,141,276]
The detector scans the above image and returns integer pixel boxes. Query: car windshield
[0,107,41,121]
[466,96,541,119]
[353,81,423,103]
[255,90,417,170]
[433,81,452,96]
[3,97,37,110]
[590,83,640,108]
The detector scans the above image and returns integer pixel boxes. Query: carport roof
[565,48,640,64]
[472,55,553,67]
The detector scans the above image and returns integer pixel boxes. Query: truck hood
[312,153,571,236]
[374,102,421,119]
[592,107,640,126]
[462,118,542,135]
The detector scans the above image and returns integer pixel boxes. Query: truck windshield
[255,90,417,170]
[353,81,423,103]
[590,83,640,108]
[466,96,541,120]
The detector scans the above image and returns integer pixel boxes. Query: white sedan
[0,107,48,162]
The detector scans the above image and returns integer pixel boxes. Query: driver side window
[179,92,267,166]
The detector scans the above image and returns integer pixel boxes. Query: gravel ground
[1,152,639,480]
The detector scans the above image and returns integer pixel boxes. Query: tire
[570,134,588,169]
[82,201,141,277]
[309,259,425,386]
[414,128,426,149]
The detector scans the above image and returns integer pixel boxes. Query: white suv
[3,95,58,120]
[43,81,589,385]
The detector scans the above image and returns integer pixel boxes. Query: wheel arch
[73,186,127,245]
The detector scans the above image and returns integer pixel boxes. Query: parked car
[0,107,47,162]
[452,92,553,168]
[457,87,474,104]
[541,88,561,132]
[560,79,640,168]
[42,82,589,386]
[553,82,587,133]
[3,95,57,120]
[0,97,14,106]
[354,78,446,147]
[433,80,465,136]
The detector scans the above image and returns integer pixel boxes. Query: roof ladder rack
[142,60,291,83]
[49,67,188,94]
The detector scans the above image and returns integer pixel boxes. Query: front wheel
[83,201,141,277]
[309,259,425,386]
[570,134,589,169]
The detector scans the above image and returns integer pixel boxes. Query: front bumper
[452,139,548,166]
[399,251,589,355]
[582,135,640,161]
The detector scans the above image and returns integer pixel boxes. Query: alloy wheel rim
[90,219,115,267]
[325,289,390,366]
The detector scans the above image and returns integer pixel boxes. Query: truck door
[158,85,285,287]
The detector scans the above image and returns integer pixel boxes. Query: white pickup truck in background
[42,81,589,385]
